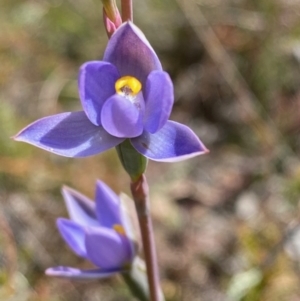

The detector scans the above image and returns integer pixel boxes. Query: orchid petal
[144,71,174,133]
[13,112,124,157]
[62,186,98,227]
[103,22,162,85]
[57,218,87,258]
[95,180,122,228]
[119,193,140,258]
[101,94,144,138]
[85,227,131,269]
[45,266,121,279]
[79,61,119,126]
[131,121,208,162]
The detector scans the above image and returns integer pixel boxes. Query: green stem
[116,139,148,182]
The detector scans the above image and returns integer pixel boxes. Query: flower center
[113,224,126,236]
[115,76,142,98]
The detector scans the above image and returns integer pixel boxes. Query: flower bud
[101,0,122,37]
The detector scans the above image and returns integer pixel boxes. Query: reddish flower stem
[121,0,133,22]
[131,174,161,301]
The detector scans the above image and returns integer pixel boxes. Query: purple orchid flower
[46,180,139,279]
[14,22,208,162]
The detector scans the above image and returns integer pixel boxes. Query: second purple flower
[46,180,139,279]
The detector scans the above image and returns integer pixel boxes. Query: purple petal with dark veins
[144,71,174,133]
[85,227,131,269]
[103,22,162,85]
[45,266,121,279]
[95,180,122,228]
[13,112,124,157]
[57,218,87,258]
[79,61,119,126]
[62,186,98,227]
[131,121,208,162]
[101,94,144,138]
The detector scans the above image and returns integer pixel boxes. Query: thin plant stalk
[131,174,161,301]
[121,0,133,21]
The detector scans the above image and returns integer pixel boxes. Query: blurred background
[1,0,300,300]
